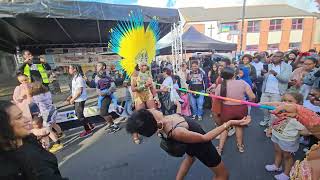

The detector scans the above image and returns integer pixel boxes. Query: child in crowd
[97,75,118,109]
[237,66,253,88]
[120,79,133,119]
[173,75,183,114]
[180,89,191,117]
[12,73,32,130]
[31,116,63,153]
[264,92,310,180]
[31,82,64,138]
[31,116,50,149]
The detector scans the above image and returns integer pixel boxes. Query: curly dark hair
[241,54,253,63]
[126,109,157,137]
[0,100,17,151]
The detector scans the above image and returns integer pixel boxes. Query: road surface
[56,108,305,180]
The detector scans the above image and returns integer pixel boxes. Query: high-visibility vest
[24,64,49,84]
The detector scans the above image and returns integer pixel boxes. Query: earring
[158,122,164,131]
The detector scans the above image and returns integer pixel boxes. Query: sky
[79,0,319,12]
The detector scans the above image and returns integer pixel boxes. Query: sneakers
[106,124,121,134]
[89,123,95,131]
[198,116,203,121]
[57,133,65,139]
[49,143,63,153]
[260,121,268,126]
[265,164,282,172]
[274,173,289,180]
[79,130,92,138]
[111,124,121,132]
[192,115,196,120]
[299,137,310,145]
[228,127,235,136]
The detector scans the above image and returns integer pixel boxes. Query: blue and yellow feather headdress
[108,11,160,76]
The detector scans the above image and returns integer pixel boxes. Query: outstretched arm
[173,116,251,143]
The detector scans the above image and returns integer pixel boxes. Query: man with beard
[285,51,297,69]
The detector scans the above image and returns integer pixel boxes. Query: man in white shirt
[260,51,292,127]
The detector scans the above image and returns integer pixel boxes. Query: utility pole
[239,0,246,53]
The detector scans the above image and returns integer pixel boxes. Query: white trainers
[274,173,289,180]
[265,164,282,172]
[260,121,268,126]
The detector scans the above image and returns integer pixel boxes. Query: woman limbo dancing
[126,109,251,180]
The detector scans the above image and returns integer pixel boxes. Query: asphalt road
[56,108,305,180]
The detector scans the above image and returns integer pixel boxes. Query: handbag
[159,121,187,157]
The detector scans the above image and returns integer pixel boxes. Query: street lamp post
[239,0,246,53]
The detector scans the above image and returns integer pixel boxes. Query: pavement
[56,107,306,180]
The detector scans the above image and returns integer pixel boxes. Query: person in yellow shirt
[19,50,51,87]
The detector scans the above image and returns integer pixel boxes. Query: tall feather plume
[108,11,160,76]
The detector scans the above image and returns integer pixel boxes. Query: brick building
[179,4,319,53]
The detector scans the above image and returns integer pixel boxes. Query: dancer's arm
[173,116,251,143]
[245,84,256,101]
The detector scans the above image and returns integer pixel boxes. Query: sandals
[133,137,141,144]
[237,144,245,153]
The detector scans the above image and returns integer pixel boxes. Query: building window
[246,45,259,51]
[219,22,238,33]
[247,21,260,33]
[269,19,282,31]
[292,19,303,30]
[289,42,301,49]
[268,44,279,51]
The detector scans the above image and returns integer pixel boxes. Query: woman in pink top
[12,73,32,130]
[215,67,255,154]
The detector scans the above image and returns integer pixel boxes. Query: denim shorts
[271,134,299,153]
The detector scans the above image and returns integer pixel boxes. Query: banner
[55,106,100,123]
[53,54,120,66]
[45,47,107,54]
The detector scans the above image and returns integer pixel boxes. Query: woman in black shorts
[126,109,251,180]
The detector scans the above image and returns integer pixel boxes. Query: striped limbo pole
[156,83,275,111]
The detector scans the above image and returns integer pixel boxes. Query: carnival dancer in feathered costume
[108,11,160,144]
